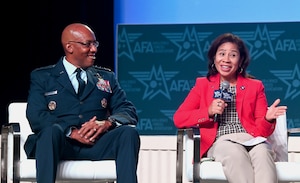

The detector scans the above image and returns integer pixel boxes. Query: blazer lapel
[209,75,221,101]
[53,59,77,96]
[236,76,247,117]
[80,68,98,98]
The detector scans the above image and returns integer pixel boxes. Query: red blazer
[173,74,276,158]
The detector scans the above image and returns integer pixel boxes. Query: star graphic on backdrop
[162,26,211,61]
[235,25,284,60]
[129,65,178,100]
[118,28,142,61]
[270,64,300,100]
[172,27,203,61]
[160,110,176,121]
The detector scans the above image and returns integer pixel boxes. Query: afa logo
[234,25,283,60]
[235,24,299,61]
[136,118,153,130]
[162,26,212,62]
[117,28,143,62]
[270,63,300,100]
[129,65,178,100]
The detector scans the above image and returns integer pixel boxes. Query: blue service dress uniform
[24,57,140,183]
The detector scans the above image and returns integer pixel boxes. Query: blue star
[271,64,300,100]
[162,26,211,61]
[129,65,178,100]
[236,25,283,60]
[118,28,142,61]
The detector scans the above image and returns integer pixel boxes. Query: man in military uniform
[24,23,140,183]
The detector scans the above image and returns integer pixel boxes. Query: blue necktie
[75,68,85,96]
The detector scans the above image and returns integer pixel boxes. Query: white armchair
[1,102,116,183]
[176,112,300,183]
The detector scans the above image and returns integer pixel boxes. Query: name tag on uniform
[44,90,58,96]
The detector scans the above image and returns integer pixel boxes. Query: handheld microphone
[213,81,232,122]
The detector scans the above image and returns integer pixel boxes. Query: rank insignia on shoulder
[94,65,112,72]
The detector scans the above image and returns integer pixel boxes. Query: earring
[239,67,243,74]
[211,64,215,69]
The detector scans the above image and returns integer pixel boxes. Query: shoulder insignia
[93,65,112,72]
[34,64,56,71]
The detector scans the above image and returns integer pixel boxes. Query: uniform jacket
[24,57,138,157]
[173,74,276,158]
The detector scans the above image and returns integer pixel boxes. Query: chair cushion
[276,162,300,181]
[186,161,225,181]
[7,102,117,182]
[15,159,116,181]
[186,161,300,182]
[267,113,288,162]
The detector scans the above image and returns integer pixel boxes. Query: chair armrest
[176,129,184,183]
[1,123,21,183]
[192,128,200,183]
[176,128,201,183]
[1,124,10,183]
[288,128,300,134]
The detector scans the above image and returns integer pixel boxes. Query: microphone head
[221,81,230,90]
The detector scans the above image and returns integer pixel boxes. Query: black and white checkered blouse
[216,85,247,139]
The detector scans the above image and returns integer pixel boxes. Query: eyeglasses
[68,41,99,48]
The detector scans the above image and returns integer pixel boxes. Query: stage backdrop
[116,22,300,135]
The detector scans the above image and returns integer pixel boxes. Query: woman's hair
[206,33,253,80]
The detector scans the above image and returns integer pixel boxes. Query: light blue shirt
[63,57,87,93]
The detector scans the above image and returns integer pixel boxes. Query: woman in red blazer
[173,33,287,183]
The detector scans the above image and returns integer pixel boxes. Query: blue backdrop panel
[116,22,300,135]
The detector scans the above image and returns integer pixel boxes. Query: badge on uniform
[96,74,112,93]
[101,98,107,108]
[48,101,56,110]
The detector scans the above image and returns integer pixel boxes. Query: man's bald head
[61,23,95,46]
[60,23,98,68]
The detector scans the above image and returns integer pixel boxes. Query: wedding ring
[93,128,97,131]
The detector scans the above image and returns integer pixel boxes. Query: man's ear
[65,43,73,54]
